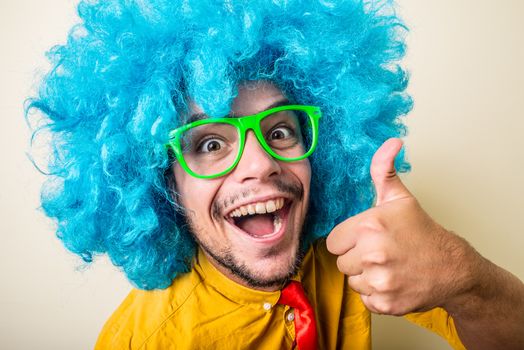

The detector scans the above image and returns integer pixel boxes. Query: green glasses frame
[166,104,321,179]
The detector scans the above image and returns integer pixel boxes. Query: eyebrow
[185,98,291,124]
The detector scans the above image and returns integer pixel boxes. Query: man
[28,0,523,349]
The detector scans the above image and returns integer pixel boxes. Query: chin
[229,237,304,289]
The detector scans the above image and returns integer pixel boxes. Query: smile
[224,197,292,242]
[228,198,285,218]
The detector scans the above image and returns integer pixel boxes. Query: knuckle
[326,232,341,254]
[363,251,388,265]
[336,256,345,272]
[325,235,335,252]
[347,274,357,287]
[326,224,350,254]
[362,215,386,233]
[370,274,395,293]
[360,295,375,312]
[370,297,395,315]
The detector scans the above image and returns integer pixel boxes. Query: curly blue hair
[27,0,411,290]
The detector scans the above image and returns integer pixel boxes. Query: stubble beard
[184,208,307,290]
[196,230,306,290]
[184,177,308,289]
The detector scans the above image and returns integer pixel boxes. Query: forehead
[231,81,286,116]
[183,81,287,124]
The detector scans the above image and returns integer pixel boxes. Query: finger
[326,217,358,255]
[359,295,376,312]
[347,274,373,297]
[360,295,381,314]
[370,138,412,206]
[360,294,405,316]
[335,250,364,276]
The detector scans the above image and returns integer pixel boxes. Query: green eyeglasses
[166,104,321,179]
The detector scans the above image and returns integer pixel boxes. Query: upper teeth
[229,198,285,218]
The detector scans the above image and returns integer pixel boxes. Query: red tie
[278,281,318,350]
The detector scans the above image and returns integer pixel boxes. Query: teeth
[255,203,265,214]
[228,198,286,218]
[273,214,282,233]
[266,200,276,213]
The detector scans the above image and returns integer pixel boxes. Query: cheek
[172,164,189,204]
[301,163,311,212]
[172,164,221,217]
[289,160,311,216]
[303,160,312,187]
[286,159,311,192]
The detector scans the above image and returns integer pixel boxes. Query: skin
[173,81,311,291]
[326,138,524,350]
[173,82,524,348]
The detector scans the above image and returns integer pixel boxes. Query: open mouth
[224,198,291,241]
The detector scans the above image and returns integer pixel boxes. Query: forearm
[443,252,524,350]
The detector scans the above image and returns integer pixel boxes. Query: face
[173,81,311,291]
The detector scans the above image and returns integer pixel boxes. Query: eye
[269,125,294,140]
[196,137,226,153]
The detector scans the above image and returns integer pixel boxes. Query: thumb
[371,138,412,206]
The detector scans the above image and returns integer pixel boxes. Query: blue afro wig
[27,0,412,290]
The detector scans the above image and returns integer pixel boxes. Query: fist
[326,138,472,315]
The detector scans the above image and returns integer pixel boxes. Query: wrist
[438,232,488,318]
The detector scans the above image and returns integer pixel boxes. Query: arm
[326,138,524,349]
[442,244,524,350]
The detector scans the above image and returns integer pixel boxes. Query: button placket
[282,305,296,339]
[262,302,272,311]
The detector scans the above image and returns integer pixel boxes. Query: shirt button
[263,302,272,311]
[286,310,295,322]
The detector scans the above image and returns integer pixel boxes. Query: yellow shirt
[96,239,465,349]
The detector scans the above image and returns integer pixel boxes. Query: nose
[232,130,281,183]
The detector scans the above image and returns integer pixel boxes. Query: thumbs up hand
[370,138,412,206]
[326,138,476,316]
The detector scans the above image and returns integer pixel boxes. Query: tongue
[236,213,274,236]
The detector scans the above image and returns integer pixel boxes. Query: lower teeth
[273,214,282,234]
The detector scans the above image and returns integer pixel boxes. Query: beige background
[1,0,523,349]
